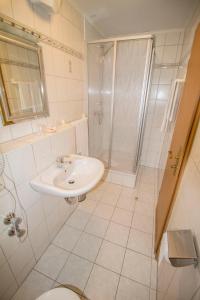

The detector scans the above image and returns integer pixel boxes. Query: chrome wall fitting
[65,194,86,204]
[78,194,86,202]
[65,196,77,205]
[5,214,25,238]
[8,226,15,236]
[3,212,15,225]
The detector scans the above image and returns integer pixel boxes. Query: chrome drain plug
[68,179,75,184]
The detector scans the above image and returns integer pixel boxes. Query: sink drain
[68,179,75,184]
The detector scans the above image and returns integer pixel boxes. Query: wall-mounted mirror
[0,30,48,126]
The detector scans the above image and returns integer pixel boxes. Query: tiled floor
[12,166,157,300]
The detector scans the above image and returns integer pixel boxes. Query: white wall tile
[155,33,166,47]
[155,46,164,64]
[50,14,63,42]
[159,68,176,84]
[45,75,58,102]
[162,45,178,63]
[0,0,86,142]
[0,261,18,299]
[6,144,36,185]
[165,31,181,45]
[0,0,13,17]
[12,0,35,28]
[32,136,54,172]
[16,181,41,210]
[0,2,87,297]
[29,220,50,260]
[7,237,35,283]
[0,248,6,268]
[0,126,12,143]
[33,4,51,36]
[55,77,69,101]
[50,126,76,157]
[26,201,45,232]
[10,121,33,140]
[142,29,185,168]
[41,43,54,75]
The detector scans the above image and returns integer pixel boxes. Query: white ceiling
[72,0,199,37]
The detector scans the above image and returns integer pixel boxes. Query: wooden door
[155,23,200,253]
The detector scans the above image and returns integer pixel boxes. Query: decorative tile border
[0,13,84,60]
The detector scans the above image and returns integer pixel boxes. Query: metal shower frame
[88,34,154,173]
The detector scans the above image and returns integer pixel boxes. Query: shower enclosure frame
[88,34,154,184]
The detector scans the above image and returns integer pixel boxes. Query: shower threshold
[104,168,136,188]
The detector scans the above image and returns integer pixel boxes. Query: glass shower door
[87,42,114,167]
[110,39,152,173]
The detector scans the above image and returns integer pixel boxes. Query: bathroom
[0,0,200,299]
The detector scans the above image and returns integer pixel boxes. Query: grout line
[113,193,137,299]
[52,191,108,296]
[82,186,122,295]
[13,177,157,299]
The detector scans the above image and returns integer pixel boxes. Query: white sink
[30,155,104,198]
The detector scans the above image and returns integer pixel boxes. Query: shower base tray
[104,169,136,188]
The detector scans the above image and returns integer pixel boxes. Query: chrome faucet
[56,155,72,168]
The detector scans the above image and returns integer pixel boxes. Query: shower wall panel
[88,45,104,159]
[88,42,114,167]
[88,37,153,174]
[111,39,151,173]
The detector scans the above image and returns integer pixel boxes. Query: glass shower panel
[111,39,150,173]
[88,42,114,167]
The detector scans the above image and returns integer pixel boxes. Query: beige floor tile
[73,232,102,262]
[135,201,154,217]
[101,191,119,206]
[94,203,115,220]
[127,229,153,257]
[120,187,136,198]
[57,254,93,292]
[12,270,53,300]
[105,222,129,247]
[66,209,91,230]
[112,208,132,227]
[84,265,119,300]
[78,199,98,214]
[122,249,151,286]
[35,244,69,279]
[116,276,149,300]
[53,225,82,251]
[96,240,125,273]
[132,211,154,234]
[84,216,109,238]
[117,194,136,211]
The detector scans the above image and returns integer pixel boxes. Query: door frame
[155,23,200,254]
[156,101,200,255]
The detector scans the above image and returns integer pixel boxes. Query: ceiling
[72,0,199,37]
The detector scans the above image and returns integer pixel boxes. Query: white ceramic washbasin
[30,155,104,198]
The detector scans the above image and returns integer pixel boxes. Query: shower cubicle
[87,35,154,187]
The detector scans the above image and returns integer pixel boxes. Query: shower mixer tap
[4,212,26,237]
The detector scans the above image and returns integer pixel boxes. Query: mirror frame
[0,30,49,125]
